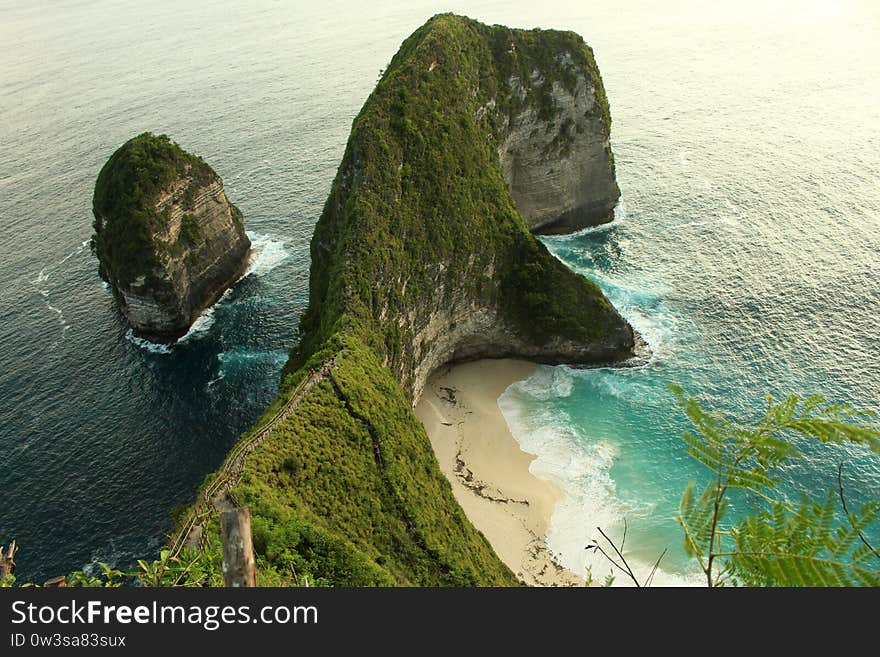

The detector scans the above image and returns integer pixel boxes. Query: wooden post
[0,540,16,579]
[221,507,256,587]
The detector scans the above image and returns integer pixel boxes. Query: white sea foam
[216,348,287,373]
[218,348,287,364]
[499,374,702,587]
[208,348,286,388]
[540,200,628,243]
[31,268,73,333]
[514,366,574,400]
[618,302,677,364]
[592,272,678,366]
[501,197,698,584]
[243,231,290,278]
[176,288,232,344]
[46,303,64,320]
[126,292,225,353]
[125,329,172,354]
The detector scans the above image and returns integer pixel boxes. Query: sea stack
[91,133,251,341]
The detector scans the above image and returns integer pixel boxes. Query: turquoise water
[1,0,879,583]
[500,0,880,582]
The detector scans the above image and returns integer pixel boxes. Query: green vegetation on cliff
[294,13,626,383]
[188,14,631,586]
[221,339,516,585]
[91,132,215,288]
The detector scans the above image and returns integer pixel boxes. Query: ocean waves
[126,231,290,354]
[500,369,702,586]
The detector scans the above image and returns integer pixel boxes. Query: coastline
[125,232,287,353]
[415,359,584,587]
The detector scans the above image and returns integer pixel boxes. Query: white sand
[415,359,583,586]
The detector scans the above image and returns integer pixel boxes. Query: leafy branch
[671,385,880,587]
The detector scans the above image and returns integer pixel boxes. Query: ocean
[1,0,878,584]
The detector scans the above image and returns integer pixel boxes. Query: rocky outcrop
[497,59,620,233]
[92,133,250,341]
[190,15,635,589]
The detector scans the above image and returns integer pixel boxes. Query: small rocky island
[91,133,250,341]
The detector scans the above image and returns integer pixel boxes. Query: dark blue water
[1,0,878,583]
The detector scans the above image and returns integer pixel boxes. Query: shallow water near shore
[1,0,879,582]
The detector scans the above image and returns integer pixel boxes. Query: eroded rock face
[405,264,635,403]
[115,176,251,339]
[92,133,250,341]
[497,57,619,233]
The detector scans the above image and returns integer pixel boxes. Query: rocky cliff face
[497,55,620,233]
[92,133,250,341]
[407,279,633,403]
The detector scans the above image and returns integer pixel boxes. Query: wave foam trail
[179,231,289,341]
[125,329,172,354]
[59,240,89,266]
[210,349,288,387]
[177,288,234,345]
[576,271,676,365]
[542,200,628,244]
[30,268,72,333]
[216,348,288,372]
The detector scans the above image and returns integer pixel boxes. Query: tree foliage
[671,385,880,586]
[91,132,217,288]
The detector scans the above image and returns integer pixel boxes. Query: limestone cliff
[92,133,251,341]
[181,15,636,588]
[496,41,619,233]
[296,14,635,402]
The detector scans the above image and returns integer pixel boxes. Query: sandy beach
[415,359,583,586]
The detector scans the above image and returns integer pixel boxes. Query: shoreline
[415,359,583,587]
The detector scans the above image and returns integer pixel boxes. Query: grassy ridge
[215,338,515,585]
